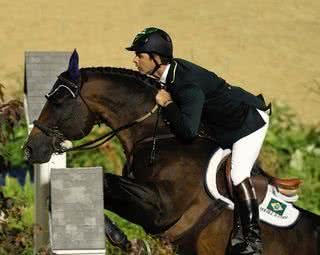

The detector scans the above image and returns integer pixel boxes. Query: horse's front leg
[103,172,173,252]
[103,173,176,233]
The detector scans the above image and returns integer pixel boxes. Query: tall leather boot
[105,215,131,251]
[228,203,244,248]
[228,178,263,255]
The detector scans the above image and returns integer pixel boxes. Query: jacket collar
[160,64,171,83]
[166,60,178,84]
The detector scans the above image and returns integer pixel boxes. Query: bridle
[33,73,160,154]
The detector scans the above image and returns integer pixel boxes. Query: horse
[24,50,319,254]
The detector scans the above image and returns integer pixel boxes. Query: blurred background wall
[1,0,319,124]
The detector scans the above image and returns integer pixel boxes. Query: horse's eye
[47,84,75,105]
[48,91,66,105]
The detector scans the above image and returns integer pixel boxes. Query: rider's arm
[162,85,205,141]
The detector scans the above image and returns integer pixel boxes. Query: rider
[126,27,270,255]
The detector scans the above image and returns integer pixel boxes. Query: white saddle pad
[205,148,300,227]
[259,185,300,227]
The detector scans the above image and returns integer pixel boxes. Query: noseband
[33,120,67,152]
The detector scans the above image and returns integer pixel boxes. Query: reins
[149,107,161,164]
[34,104,159,154]
[66,104,159,153]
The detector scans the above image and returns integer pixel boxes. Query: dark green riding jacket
[162,58,269,148]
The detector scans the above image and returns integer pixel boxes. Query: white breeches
[230,109,270,186]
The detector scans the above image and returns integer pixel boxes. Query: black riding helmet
[126,27,173,59]
[126,27,173,75]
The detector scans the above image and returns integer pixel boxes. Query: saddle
[206,148,301,227]
[213,149,302,204]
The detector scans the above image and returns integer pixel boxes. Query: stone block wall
[50,167,105,254]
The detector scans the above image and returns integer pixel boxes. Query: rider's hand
[155,89,173,107]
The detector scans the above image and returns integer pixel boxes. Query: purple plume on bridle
[68,49,80,81]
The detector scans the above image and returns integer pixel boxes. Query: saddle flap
[205,148,268,208]
[224,157,268,205]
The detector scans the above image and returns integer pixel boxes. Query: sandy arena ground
[0,0,319,124]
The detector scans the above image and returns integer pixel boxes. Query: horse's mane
[80,67,160,89]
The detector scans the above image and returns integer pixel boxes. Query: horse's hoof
[104,216,131,251]
[128,239,151,255]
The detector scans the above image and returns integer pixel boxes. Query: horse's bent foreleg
[104,215,131,251]
[103,173,173,233]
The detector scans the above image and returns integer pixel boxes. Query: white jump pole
[24,52,71,254]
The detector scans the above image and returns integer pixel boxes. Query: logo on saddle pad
[259,186,299,227]
[266,198,287,216]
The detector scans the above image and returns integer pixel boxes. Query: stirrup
[230,242,262,255]
[230,226,244,247]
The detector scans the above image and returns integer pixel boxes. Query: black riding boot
[227,178,263,255]
[228,203,244,248]
[104,215,131,251]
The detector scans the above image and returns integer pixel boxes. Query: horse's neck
[82,74,165,158]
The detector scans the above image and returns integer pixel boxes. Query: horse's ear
[68,49,80,81]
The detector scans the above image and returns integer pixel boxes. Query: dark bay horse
[24,51,319,254]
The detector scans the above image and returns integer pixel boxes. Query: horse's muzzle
[24,144,52,164]
[24,133,54,164]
